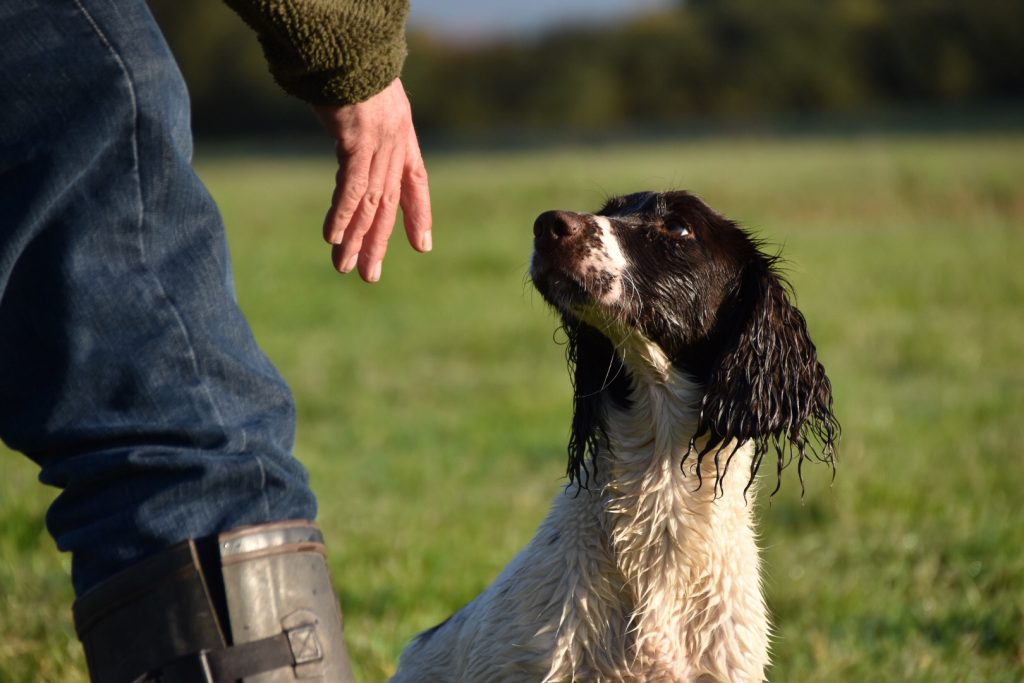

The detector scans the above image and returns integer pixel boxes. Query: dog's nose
[534,210,584,241]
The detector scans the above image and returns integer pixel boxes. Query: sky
[408,0,672,39]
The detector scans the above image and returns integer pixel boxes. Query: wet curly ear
[562,316,631,490]
[690,256,839,497]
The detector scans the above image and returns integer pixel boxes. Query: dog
[392,191,839,682]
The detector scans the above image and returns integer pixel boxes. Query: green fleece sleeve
[223,0,409,106]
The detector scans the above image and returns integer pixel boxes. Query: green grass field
[1,133,1022,682]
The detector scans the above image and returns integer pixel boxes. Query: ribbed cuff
[224,0,409,106]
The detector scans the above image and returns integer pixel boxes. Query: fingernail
[325,218,343,245]
[367,261,382,283]
[420,230,432,252]
[341,253,359,273]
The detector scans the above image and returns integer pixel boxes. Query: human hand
[314,78,432,282]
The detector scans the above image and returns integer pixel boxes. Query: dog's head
[530,190,839,494]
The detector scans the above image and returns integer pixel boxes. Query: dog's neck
[581,338,768,679]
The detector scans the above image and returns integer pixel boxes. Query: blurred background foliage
[150,0,1024,141]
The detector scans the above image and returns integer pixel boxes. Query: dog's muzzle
[531,210,624,312]
[530,210,592,308]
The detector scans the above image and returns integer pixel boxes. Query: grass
[1,132,1023,682]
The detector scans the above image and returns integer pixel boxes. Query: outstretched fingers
[314,79,433,283]
[330,142,392,278]
[353,143,406,281]
[400,130,432,253]
[323,142,371,249]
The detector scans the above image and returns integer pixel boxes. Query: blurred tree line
[150,0,1023,140]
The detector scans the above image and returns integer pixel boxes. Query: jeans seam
[256,456,271,519]
[69,0,243,455]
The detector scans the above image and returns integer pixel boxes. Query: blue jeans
[0,0,318,596]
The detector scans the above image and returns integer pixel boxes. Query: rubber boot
[73,520,357,682]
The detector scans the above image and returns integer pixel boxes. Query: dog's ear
[563,315,629,490]
[693,256,839,496]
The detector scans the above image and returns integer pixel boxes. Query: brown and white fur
[392,191,839,682]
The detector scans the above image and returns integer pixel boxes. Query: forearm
[222,0,409,105]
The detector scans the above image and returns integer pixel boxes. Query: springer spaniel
[392,191,839,682]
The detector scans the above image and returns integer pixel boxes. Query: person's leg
[1,3,357,679]
[0,0,316,596]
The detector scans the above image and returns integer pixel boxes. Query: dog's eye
[665,221,691,237]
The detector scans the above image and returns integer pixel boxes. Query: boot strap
[135,624,321,683]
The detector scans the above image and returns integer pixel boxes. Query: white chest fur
[539,358,769,682]
[393,348,770,683]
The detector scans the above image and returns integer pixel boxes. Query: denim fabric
[0,0,318,596]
